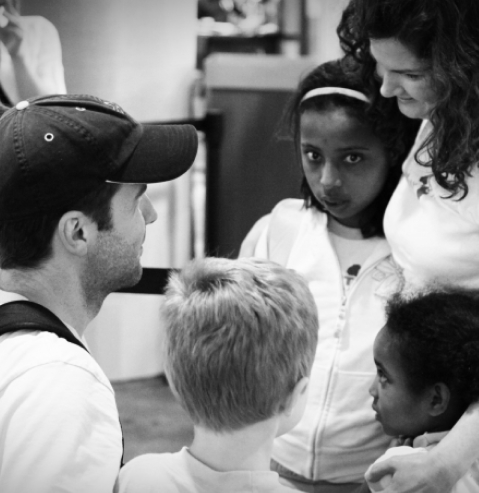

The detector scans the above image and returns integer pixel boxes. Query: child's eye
[345,153,363,164]
[377,369,388,385]
[305,150,322,162]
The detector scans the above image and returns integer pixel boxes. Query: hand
[366,451,456,493]
[0,1,24,56]
[389,436,414,447]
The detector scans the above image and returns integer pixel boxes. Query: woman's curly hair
[385,289,479,408]
[337,0,479,199]
[284,57,419,238]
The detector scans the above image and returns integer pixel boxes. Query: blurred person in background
[0,0,66,105]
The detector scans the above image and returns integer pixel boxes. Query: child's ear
[284,376,309,417]
[428,382,450,417]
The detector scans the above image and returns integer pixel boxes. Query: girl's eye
[345,153,363,164]
[305,150,322,162]
[377,369,388,385]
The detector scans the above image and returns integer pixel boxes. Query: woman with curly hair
[337,0,479,491]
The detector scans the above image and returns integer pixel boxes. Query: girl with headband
[240,57,419,492]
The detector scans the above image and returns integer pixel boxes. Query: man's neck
[0,265,102,336]
[189,418,278,473]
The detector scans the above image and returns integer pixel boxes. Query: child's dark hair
[287,57,419,238]
[385,290,479,408]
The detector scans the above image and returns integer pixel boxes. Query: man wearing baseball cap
[0,94,198,493]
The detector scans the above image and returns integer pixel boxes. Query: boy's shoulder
[118,449,188,492]
[118,448,297,493]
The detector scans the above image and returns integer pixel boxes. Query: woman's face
[369,38,437,120]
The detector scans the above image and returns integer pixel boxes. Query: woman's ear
[428,382,450,417]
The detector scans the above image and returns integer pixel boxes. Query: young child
[239,57,420,490]
[117,256,319,493]
[367,290,479,493]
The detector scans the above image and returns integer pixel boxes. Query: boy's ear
[428,382,450,417]
[283,376,309,417]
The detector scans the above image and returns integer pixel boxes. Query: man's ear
[57,211,95,257]
[283,376,309,417]
[429,382,450,417]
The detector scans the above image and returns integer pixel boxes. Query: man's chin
[114,266,144,292]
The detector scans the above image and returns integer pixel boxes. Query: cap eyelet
[44,133,54,142]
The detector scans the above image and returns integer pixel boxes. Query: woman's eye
[405,73,422,81]
[345,154,363,164]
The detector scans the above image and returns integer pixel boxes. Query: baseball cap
[0,94,199,221]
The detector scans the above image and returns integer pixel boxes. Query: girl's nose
[320,162,341,189]
[369,376,379,398]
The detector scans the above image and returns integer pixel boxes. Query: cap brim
[109,123,198,184]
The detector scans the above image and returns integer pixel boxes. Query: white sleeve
[0,362,122,493]
[238,213,271,258]
[29,16,67,94]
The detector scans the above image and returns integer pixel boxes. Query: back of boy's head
[163,257,319,432]
[386,290,479,407]
[288,57,420,238]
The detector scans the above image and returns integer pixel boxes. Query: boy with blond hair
[118,257,319,493]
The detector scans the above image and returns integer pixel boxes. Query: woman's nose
[379,71,401,99]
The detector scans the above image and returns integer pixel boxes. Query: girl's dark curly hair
[337,0,479,199]
[285,57,419,238]
[385,290,479,408]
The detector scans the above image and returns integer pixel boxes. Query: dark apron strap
[0,300,125,466]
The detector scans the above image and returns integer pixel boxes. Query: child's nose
[320,162,341,189]
[369,376,378,398]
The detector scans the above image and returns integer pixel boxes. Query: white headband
[300,87,370,104]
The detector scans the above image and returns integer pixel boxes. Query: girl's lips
[322,197,347,207]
